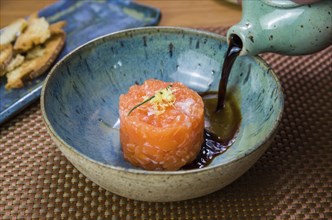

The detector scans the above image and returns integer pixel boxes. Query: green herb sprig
[127,84,173,116]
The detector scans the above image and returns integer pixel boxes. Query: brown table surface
[1,1,332,219]
[0,0,242,28]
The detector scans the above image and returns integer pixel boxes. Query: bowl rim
[41,26,284,175]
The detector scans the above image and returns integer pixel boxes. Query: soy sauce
[183,93,242,169]
[183,35,243,169]
[217,35,243,111]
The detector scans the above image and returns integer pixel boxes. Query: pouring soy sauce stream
[183,35,243,169]
[216,35,243,111]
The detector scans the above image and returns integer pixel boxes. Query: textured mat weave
[1,27,331,219]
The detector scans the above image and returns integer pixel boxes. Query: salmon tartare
[119,79,204,171]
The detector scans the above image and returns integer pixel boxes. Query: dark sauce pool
[183,35,243,169]
[182,92,242,169]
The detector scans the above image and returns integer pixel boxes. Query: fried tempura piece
[5,54,25,73]
[0,18,27,45]
[0,44,13,76]
[49,21,67,35]
[4,54,25,73]
[6,32,65,89]
[14,14,51,52]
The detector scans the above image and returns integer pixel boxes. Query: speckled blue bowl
[41,27,283,202]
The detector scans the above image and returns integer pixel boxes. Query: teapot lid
[262,0,300,8]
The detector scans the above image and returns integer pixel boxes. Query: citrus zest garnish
[127,84,175,116]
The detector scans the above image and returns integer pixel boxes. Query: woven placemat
[1,27,331,219]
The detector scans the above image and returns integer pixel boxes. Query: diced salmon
[119,79,204,171]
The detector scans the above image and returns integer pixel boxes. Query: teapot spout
[227,24,263,56]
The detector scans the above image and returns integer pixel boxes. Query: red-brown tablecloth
[1,27,331,219]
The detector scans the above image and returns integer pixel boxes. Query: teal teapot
[227,0,332,56]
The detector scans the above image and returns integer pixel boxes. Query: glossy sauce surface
[182,93,242,169]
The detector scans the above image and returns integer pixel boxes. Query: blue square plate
[0,0,160,124]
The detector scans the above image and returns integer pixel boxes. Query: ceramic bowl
[41,27,283,202]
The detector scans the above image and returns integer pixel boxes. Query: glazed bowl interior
[42,27,283,172]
